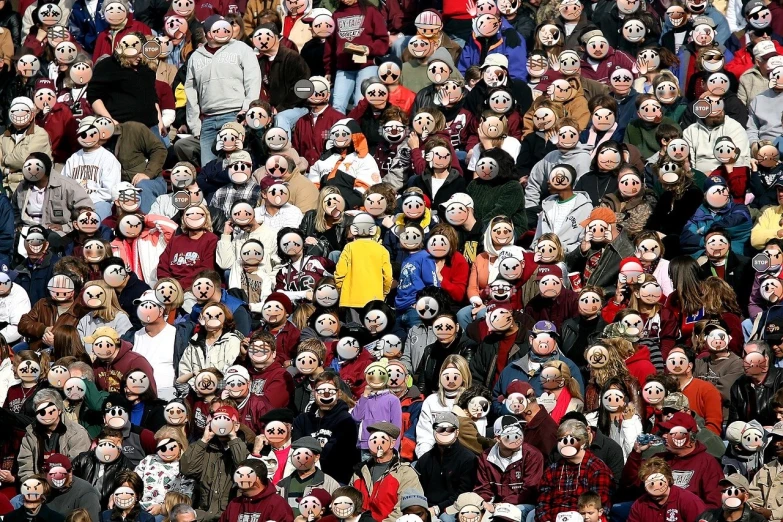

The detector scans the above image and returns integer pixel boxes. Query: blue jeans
[137,175,168,214]
[275,107,308,137]
[200,112,239,166]
[12,342,28,354]
[391,36,411,58]
[94,200,113,222]
[457,304,486,330]
[742,317,753,341]
[610,501,634,522]
[149,124,170,148]
[332,67,379,114]
[396,308,422,333]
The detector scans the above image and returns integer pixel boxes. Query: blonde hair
[315,186,343,233]
[437,354,472,406]
[291,302,316,331]
[87,280,126,322]
[536,232,566,263]
[629,274,663,316]
[65,509,92,522]
[181,204,213,233]
[702,276,742,315]
[544,360,583,400]
[162,492,192,522]
[155,278,185,312]
[154,425,189,452]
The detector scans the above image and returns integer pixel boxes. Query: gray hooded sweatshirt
[525,143,594,210]
[533,191,593,253]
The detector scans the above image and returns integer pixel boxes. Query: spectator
[729,340,783,426]
[627,457,707,522]
[218,458,293,522]
[43,454,101,522]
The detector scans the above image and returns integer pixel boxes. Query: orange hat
[579,207,617,228]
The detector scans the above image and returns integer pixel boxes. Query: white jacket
[0,284,31,343]
[0,358,19,407]
[61,147,121,204]
[308,152,380,195]
[415,393,456,458]
[683,116,750,173]
[179,331,243,385]
[215,224,279,287]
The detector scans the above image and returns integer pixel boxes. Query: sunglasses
[434,426,457,434]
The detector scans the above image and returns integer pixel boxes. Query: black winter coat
[728,367,783,427]
[415,441,478,511]
[465,313,536,388]
[71,450,134,508]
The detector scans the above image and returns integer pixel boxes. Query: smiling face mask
[535,239,558,263]
[642,380,666,405]
[655,80,678,104]
[557,125,579,149]
[332,497,356,519]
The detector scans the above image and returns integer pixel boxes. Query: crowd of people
[1,0,783,519]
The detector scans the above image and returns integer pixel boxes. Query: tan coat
[243,0,282,37]
[0,28,13,68]
[1,123,52,194]
[748,461,783,519]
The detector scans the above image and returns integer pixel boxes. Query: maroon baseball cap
[44,453,72,472]
[658,412,697,433]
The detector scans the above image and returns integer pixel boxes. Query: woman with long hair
[539,360,583,423]
[178,303,241,385]
[660,256,705,358]
[415,354,471,459]
[595,376,643,460]
[100,471,154,522]
[77,281,133,354]
[700,277,744,355]
[52,325,90,363]
[298,186,348,260]
[3,350,49,415]
[574,140,623,206]
[134,427,194,516]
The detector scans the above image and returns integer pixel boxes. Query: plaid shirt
[210,179,262,218]
[536,450,613,522]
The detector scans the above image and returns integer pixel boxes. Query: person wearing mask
[627,457,707,522]
[276,436,340,511]
[350,422,423,522]
[18,389,91,480]
[533,164,593,254]
[87,326,157,394]
[132,290,178,400]
[71,427,134,507]
[17,272,86,353]
[42,454,101,522]
[415,412,477,519]
[12,152,91,239]
[664,346,724,436]
[219,458,293,522]
[535,419,613,522]
[4,476,62,522]
[0,264,32,345]
[185,15,261,166]
[180,405,249,522]
[699,474,765,522]
[100,257,150,332]
[292,76,346,170]
[683,95,751,173]
[622,411,724,509]
[728,340,783,426]
[292,371,360,484]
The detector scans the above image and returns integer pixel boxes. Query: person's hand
[132,173,150,186]
[147,504,163,516]
[42,327,54,346]
[750,158,759,172]
[363,386,372,397]
[636,57,649,75]
[305,236,318,246]
[519,175,529,186]
[381,215,394,229]
[545,129,558,144]
[428,507,438,519]
[177,125,188,134]
[549,55,560,71]
[634,440,651,454]
[616,275,626,295]
[253,432,268,454]
[466,0,478,16]
[581,231,593,253]
[0,470,14,482]
[622,402,636,421]
[471,304,486,317]
[48,224,62,232]
[483,502,495,513]
[36,28,47,41]
[224,221,234,235]
[436,85,449,106]
[201,420,215,443]
[407,132,420,149]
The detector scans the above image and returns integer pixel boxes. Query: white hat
[445,192,474,208]
[494,504,522,522]
[481,54,508,69]
[10,97,34,111]
[112,181,141,201]
[133,289,164,307]
[754,40,778,60]
[77,116,98,133]
[224,365,250,382]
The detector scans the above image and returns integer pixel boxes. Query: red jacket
[352,455,420,522]
[218,484,294,522]
[92,340,158,395]
[238,393,274,434]
[245,362,295,408]
[37,103,79,164]
[710,165,750,204]
[622,442,723,509]
[475,443,544,506]
[627,481,707,522]
[325,345,374,399]
[262,320,301,365]
[93,17,152,60]
[579,47,637,84]
[681,377,723,436]
[292,106,345,168]
[625,346,656,388]
[324,4,389,74]
[411,130,463,176]
[726,40,783,79]
[389,85,415,114]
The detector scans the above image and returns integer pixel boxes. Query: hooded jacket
[457,26,528,81]
[91,340,158,395]
[524,288,580,330]
[534,192,593,253]
[564,229,636,297]
[218,483,294,522]
[622,441,724,509]
[292,400,361,484]
[351,453,423,522]
[18,417,92,480]
[475,442,544,506]
[680,201,752,258]
[465,314,536,389]
[525,144,594,212]
[627,482,707,522]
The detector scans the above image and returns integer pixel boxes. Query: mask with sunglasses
[433,422,458,445]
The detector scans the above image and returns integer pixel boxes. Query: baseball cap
[481,53,508,69]
[536,265,563,280]
[769,421,783,437]
[260,175,286,191]
[203,14,225,32]
[133,289,164,307]
[228,150,253,165]
[83,326,120,344]
[745,0,766,17]
[692,15,716,28]
[44,453,72,472]
[763,317,783,342]
[493,415,524,435]
[445,193,474,209]
[400,490,429,510]
[703,175,728,193]
[531,320,557,335]
[220,121,246,140]
[432,411,459,428]
[658,411,697,433]
[291,436,322,454]
[112,181,141,202]
[720,473,750,491]
[224,365,250,382]
[662,392,690,412]
[214,405,239,421]
[753,39,778,61]
[444,492,485,515]
[494,503,523,522]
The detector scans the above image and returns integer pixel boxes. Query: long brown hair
[668,256,704,315]
[702,276,742,315]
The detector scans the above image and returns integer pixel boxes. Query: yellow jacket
[750,206,783,250]
[334,238,393,308]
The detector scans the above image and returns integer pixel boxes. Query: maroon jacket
[524,288,580,330]
[92,340,158,395]
[292,106,345,167]
[475,443,544,505]
[324,344,374,399]
[323,4,389,74]
[627,482,707,522]
[465,111,523,151]
[92,16,152,60]
[622,442,723,509]
[444,108,474,151]
[238,393,274,434]
[579,47,637,84]
[217,483,294,522]
[37,103,79,164]
[245,362,295,408]
[261,321,301,365]
[522,408,559,458]
[410,130,463,176]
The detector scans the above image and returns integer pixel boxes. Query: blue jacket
[190,289,252,335]
[68,0,108,54]
[662,5,731,48]
[395,249,438,310]
[680,202,752,258]
[457,26,528,81]
[14,251,61,306]
[492,350,584,415]
[0,195,13,265]
[615,90,639,141]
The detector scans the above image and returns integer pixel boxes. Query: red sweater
[681,377,723,436]
[245,362,295,408]
[238,393,274,434]
[93,17,152,60]
[439,252,470,304]
[627,482,707,522]
[218,485,294,522]
[709,165,750,204]
[157,232,218,290]
[37,103,78,164]
[323,4,389,74]
[262,321,301,365]
[325,345,373,399]
[625,346,656,387]
[292,106,346,167]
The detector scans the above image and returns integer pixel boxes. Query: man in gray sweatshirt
[184,15,262,166]
[43,454,101,522]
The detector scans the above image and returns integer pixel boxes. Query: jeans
[275,107,309,137]
[391,35,411,58]
[149,124,170,148]
[332,67,379,114]
[609,501,634,522]
[137,175,168,214]
[456,304,486,330]
[396,307,422,333]
[742,317,753,342]
[94,200,113,222]
[200,112,239,166]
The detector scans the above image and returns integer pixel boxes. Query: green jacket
[624,116,681,159]
[466,178,527,236]
[111,121,167,182]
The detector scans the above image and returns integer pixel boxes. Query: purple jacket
[749,269,782,318]
[351,389,403,450]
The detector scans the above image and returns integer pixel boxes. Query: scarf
[549,387,573,424]
[585,124,618,157]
